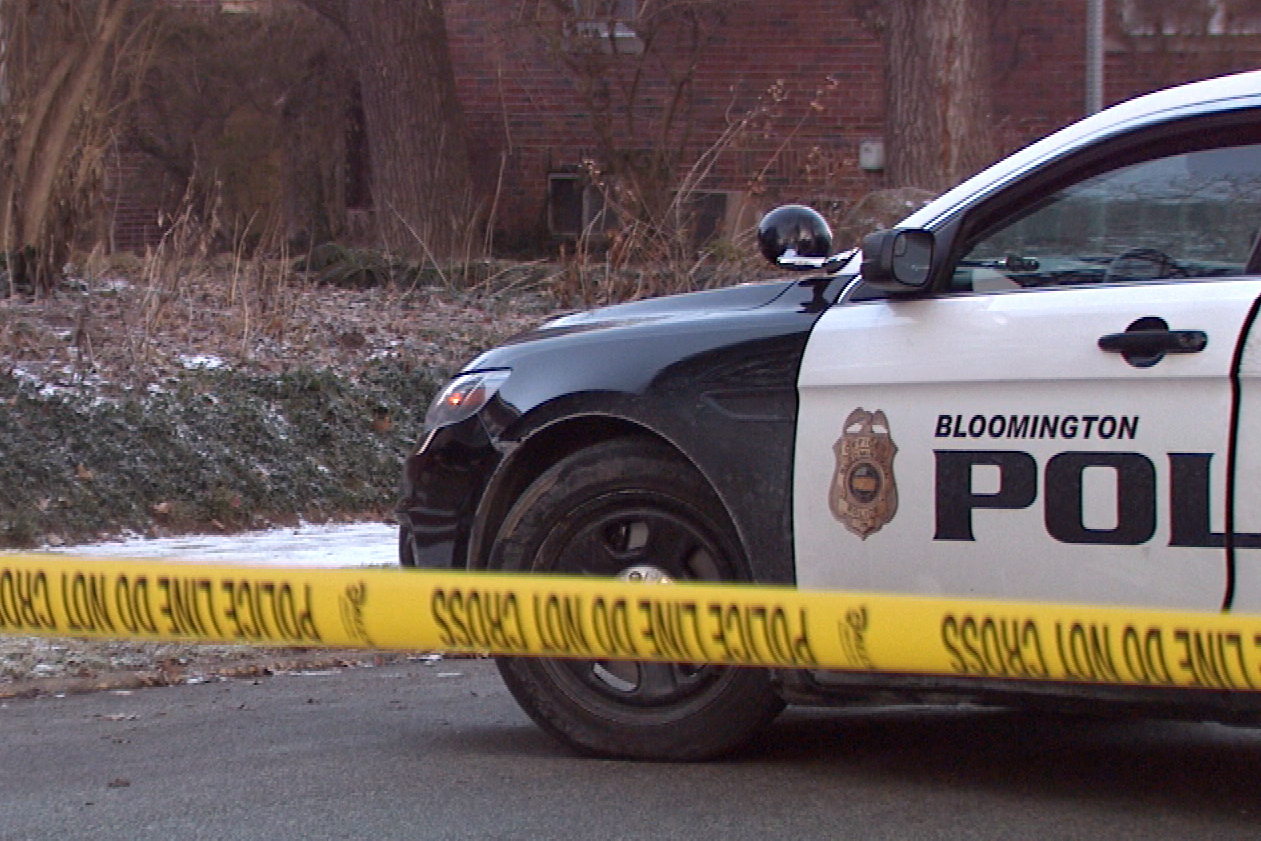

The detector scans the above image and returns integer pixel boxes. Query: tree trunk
[342,0,478,265]
[0,0,135,289]
[18,0,132,253]
[882,0,995,192]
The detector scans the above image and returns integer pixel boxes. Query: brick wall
[445,0,886,245]
[445,0,1261,248]
[990,2,1089,154]
[110,1,1261,253]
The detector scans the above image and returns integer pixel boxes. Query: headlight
[424,369,511,431]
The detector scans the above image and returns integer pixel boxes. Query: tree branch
[293,0,350,37]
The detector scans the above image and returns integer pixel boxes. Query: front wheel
[489,438,784,760]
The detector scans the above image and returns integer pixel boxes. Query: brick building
[112,1,1261,253]
[446,1,1261,249]
[445,1,885,248]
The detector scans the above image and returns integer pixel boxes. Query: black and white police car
[397,70,1261,759]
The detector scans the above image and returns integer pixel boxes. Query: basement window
[548,172,616,238]
[568,0,644,54]
[1121,0,1261,36]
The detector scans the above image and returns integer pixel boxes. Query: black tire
[490,438,785,760]
[398,524,415,567]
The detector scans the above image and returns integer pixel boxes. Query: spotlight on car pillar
[757,205,834,270]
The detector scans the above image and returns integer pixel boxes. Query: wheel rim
[531,489,738,716]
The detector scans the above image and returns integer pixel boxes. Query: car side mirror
[861,229,935,291]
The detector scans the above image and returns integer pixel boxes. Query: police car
[397,70,1261,759]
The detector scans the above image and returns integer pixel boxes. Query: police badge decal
[829,408,898,539]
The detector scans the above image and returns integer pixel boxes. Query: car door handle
[1098,329,1207,355]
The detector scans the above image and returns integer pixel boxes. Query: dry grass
[0,252,563,400]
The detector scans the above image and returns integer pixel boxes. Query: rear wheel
[490,438,784,760]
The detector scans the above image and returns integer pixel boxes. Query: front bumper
[395,415,501,569]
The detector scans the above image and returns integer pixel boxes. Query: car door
[1226,304,1261,612]
[794,134,1261,612]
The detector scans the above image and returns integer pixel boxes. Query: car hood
[496,279,800,346]
[456,274,845,378]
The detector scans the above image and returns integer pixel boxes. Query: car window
[952,142,1261,292]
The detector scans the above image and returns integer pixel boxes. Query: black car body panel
[396,276,847,584]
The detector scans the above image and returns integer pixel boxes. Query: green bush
[0,360,442,548]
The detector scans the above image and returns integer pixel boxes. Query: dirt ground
[0,637,448,699]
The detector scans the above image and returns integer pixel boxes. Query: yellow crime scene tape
[3,554,1261,692]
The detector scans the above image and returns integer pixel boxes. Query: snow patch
[178,354,228,370]
[45,521,397,568]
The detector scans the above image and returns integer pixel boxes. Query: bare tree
[0,0,149,290]
[513,1,748,259]
[128,2,354,250]
[296,0,478,265]
[854,0,998,192]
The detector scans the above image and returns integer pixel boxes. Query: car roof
[898,69,1261,230]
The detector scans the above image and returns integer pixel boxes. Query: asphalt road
[3,658,1261,840]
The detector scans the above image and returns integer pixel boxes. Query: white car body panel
[1226,323,1261,610]
[795,280,1261,611]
